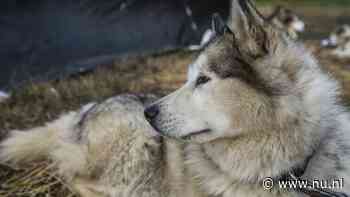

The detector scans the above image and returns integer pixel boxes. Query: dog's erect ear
[228,0,279,57]
[211,13,232,35]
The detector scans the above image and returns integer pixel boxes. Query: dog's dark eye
[195,75,211,87]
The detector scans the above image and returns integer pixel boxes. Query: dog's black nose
[144,105,159,121]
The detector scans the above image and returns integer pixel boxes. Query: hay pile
[0,162,76,197]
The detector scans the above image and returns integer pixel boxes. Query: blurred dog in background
[322,24,350,58]
[192,5,305,51]
[268,6,305,39]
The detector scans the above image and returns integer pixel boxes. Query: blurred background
[0,0,350,90]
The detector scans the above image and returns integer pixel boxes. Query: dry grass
[0,161,75,197]
[0,42,350,197]
[0,49,194,135]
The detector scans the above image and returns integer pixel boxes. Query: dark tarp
[0,0,229,89]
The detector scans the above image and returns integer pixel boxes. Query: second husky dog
[267,6,305,39]
[1,0,350,197]
[322,25,350,58]
[0,94,166,197]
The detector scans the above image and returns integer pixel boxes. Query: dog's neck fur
[183,130,314,196]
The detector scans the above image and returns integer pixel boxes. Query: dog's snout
[144,105,159,121]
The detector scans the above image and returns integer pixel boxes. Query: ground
[1,4,350,197]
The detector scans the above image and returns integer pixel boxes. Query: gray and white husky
[322,24,350,58]
[267,6,305,39]
[1,0,350,197]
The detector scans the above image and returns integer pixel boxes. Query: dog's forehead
[190,37,231,71]
[189,37,258,87]
[207,37,234,63]
[187,52,215,82]
[204,36,243,77]
[187,56,204,82]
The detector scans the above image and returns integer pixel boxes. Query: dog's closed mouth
[182,129,211,139]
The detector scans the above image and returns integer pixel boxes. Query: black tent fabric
[0,0,229,89]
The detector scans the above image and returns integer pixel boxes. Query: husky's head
[268,6,305,39]
[322,25,350,47]
[145,0,317,143]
